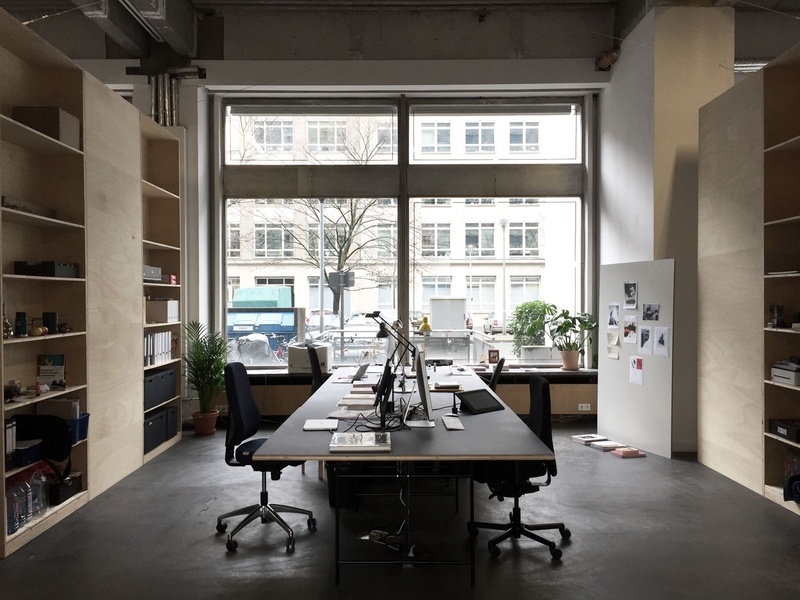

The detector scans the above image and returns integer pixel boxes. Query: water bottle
[13,483,29,524]
[6,488,19,534]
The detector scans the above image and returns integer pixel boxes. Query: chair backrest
[224,362,262,453]
[488,357,505,392]
[524,374,557,477]
[307,344,324,394]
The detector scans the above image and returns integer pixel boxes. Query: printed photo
[608,302,620,329]
[642,303,660,321]
[623,315,637,344]
[624,281,638,309]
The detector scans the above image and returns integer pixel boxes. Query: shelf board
[3,331,86,345]
[144,321,181,329]
[765,214,800,227]
[143,434,181,464]
[143,239,180,252]
[764,272,800,279]
[141,179,179,200]
[763,327,800,334]
[144,395,181,414]
[1,207,85,229]
[144,358,181,372]
[1,274,85,283]
[765,134,800,154]
[143,282,181,289]
[764,485,800,515]
[3,491,89,556]
[4,385,88,413]
[4,440,85,478]
[0,114,83,155]
[764,431,800,449]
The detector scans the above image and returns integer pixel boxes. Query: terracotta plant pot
[559,350,580,371]
[192,410,219,436]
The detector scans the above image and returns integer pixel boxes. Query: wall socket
[215,404,228,415]
[577,403,591,412]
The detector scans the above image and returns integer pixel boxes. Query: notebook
[303,419,339,431]
[329,431,391,452]
[455,388,505,414]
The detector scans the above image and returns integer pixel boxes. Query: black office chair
[216,362,316,553]
[307,344,324,394]
[468,374,571,559]
[488,357,505,392]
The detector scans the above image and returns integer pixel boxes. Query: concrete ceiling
[0,0,797,60]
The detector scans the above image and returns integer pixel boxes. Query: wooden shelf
[3,491,89,557]
[143,434,181,464]
[144,357,181,372]
[764,431,800,450]
[2,274,86,283]
[144,321,181,329]
[3,385,88,413]
[142,179,179,200]
[765,214,800,227]
[144,395,181,414]
[0,114,83,156]
[764,133,800,154]
[765,485,800,515]
[1,207,85,229]
[143,239,180,252]
[3,331,86,345]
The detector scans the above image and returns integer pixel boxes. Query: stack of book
[610,446,646,458]
[590,440,627,452]
[571,433,607,445]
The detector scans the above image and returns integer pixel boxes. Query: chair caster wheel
[550,547,562,560]
[286,537,295,553]
[488,543,500,558]
[308,517,317,530]
[226,539,238,552]
[216,522,227,533]
[560,527,571,540]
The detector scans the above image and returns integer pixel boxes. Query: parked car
[482,312,503,334]
[306,309,338,332]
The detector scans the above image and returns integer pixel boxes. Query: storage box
[144,368,176,411]
[144,410,167,453]
[65,413,89,445]
[13,439,42,467]
[14,260,79,278]
[12,106,81,150]
[288,342,332,374]
[771,364,800,386]
[161,274,178,285]
[165,406,178,440]
[770,419,800,443]
[47,472,83,506]
[143,264,162,282]
[145,300,179,324]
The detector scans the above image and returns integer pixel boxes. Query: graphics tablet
[456,389,505,414]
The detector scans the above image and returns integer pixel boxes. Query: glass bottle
[6,487,19,534]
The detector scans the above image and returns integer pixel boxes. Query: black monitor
[405,351,435,428]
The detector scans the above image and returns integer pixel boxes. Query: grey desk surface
[253,365,554,462]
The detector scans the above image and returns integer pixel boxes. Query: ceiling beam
[71,0,149,57]
[124,0,196,57]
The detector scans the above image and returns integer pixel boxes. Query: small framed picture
[488,349,500,364]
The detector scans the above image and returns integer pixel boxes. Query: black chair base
[217,472,316,553]
[468,498,570,560]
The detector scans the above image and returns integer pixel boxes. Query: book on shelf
[571,433,607,445]
[144,331,174,366]
[610,447,646,458]
[590,440,626,451]
[36,353,65,387]
[329,431,391,452]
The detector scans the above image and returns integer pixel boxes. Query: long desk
[253,365,553,583]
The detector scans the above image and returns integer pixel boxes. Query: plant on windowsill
[183,320,228,436]
[507,300,553,358]
[545,307,597,371]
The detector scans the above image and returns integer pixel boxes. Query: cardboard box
[12,106,81,150]
[145,300,179,324]
[288,343,332,374]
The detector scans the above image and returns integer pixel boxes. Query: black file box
[144,368,176,411]
[165,407,177,440]
[144,410,167,453]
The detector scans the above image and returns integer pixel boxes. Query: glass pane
[225,197,397,366]
[410,197,580,364]
[226,105,398,165]
[410,103,580,164]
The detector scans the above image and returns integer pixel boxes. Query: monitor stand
[403,402,436,428]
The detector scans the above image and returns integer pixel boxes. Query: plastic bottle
[29,470,48,515]
[6,488,19,534]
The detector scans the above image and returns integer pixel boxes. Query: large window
[223,100,586,367]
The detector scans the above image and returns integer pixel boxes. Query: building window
[253,118,293,152]
[378,280,396,309]
[255,224,293,258]
[421,198,451,205]
[227,276,240,306]
[509,198,540,205]
[377,224,397,258]
[508,222,539,257]
[377,120,397,156]
[465,121,495,153]
[510,276,541,309]
[421,223,451,257]
[227,222,240,258]
[422,276,452,309]
[465,223,495,257]
[467,276,496,313]
[509,121,540,153]
[308,223,348,258]
[465,198,495,205]
[420,122,451,153]
[307,119,346,152]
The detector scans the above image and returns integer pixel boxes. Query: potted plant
[183,320,228,436]
[507,300,554,358]
[545,308,597,371]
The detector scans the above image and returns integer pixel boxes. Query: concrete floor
[2,417,800,599]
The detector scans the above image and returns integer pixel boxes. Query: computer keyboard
[353,363,369,381]
[442,414,464,430]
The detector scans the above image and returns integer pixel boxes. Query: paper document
[303,419,339,431]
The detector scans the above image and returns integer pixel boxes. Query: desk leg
[469,470,476,587]
[335,471,340,585]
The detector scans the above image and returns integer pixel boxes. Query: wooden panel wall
[82,74,145,496]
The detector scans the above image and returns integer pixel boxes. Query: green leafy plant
[545,308,597,355]
[507,300,555,357]
[183,321,228,414]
